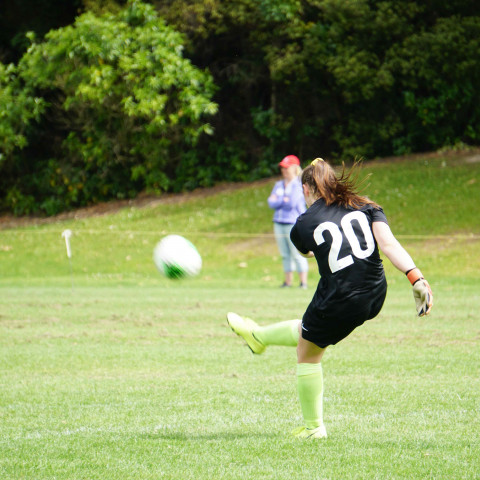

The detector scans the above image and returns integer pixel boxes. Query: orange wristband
[406,267,423,285]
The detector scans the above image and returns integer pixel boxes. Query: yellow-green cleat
[292,425,327,439]
[226,312,265,354]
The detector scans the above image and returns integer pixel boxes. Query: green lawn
[1,152,479,479]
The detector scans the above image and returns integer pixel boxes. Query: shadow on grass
[139,431,278,441]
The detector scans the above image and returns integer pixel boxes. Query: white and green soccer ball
[153,235,202,279]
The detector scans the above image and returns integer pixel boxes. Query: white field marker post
[61,229,74,291]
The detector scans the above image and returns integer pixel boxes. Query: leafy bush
[2,0,480,215]
[159,0,480,160]
[0,62,45,158]
[0,0,217,215]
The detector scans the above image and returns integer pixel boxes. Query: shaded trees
[157,0,480,161]
[0,1,217,214]
[1,0,480,214]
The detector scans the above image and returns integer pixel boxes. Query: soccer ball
[153,235,202,279]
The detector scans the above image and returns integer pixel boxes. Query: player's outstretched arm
[372,221,433,316]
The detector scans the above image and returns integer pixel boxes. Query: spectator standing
[268,155,309,288]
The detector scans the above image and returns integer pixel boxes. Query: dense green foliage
[1,0,480,214]
[0,63,46,157]
[158,0,480,160]
[0,1,217,215]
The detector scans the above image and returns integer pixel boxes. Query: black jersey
[290,198,388,346]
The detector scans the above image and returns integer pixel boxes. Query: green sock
[253,320,300,347]
[296,362,324,429]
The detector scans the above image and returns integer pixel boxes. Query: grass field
[1,152,479,479]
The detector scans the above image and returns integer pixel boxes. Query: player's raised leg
[253,319,300,347]
[226,313,300,354]
[226,312,266,354]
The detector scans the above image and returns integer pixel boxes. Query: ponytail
[302,158,380,209]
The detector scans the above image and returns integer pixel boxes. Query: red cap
[279,155,300,168]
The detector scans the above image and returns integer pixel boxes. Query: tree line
[1,0,479,215]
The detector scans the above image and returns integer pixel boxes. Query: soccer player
[227,157,433,439]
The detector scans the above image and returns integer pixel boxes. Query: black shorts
[301,286,387,348]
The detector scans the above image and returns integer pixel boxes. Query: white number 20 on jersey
[313,211,375,273]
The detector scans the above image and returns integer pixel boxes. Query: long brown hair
[301,158,380,209]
